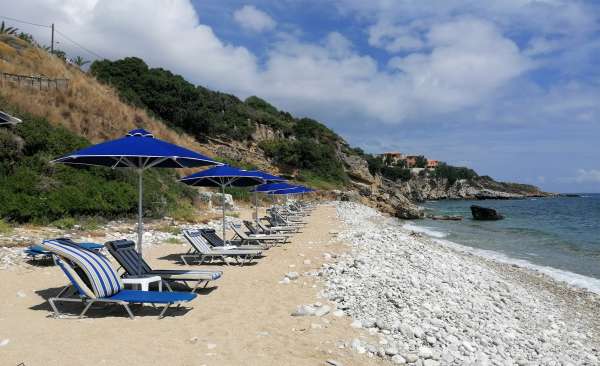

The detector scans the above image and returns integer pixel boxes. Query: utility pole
[50,23,54,53]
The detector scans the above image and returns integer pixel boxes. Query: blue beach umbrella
[52,128,220,258]
[268,186,314,195]
[252,182,296,193]
[246,171,287,222]
[180,165,265,240]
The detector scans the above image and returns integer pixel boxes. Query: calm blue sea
[405,194,600,292]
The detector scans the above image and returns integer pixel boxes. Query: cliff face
[396,176,551,201]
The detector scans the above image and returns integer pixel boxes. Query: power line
[54,29,104,59]
[1,14,104,60]
[0,15,50,28]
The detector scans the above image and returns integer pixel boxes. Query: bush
[259,138,348,184]
[0,219,12,234]
[433,163,478,185]
[51,217,76,229]
[0,106,197,223]
[381,166,411,182]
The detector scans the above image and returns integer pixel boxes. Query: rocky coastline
[323,201,600,365]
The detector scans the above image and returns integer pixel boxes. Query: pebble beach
[326,202,600,365]
[0,202,598,365]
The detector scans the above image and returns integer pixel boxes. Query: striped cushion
[105,240,152,276]
[183,229,213,253]
[41,239,123,298]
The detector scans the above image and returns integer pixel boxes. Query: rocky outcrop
[250,123,285,142]
[395,176,550,202]
[339,150,375,185]
[470,205,504,220]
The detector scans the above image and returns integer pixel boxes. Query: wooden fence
[1,72,69,90]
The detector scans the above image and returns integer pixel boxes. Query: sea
[404,194,600,293]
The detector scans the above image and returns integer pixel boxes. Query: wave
[402,222,448,238]
[432,237,600,294]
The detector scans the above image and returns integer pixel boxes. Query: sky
[2,0,599,193]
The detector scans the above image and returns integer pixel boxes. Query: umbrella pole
[222,184,226,243]
[137,169,143,275]
[255,191,259,224]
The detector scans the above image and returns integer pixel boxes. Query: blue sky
[4,0,600,192]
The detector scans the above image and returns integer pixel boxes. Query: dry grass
[0,35,214,176]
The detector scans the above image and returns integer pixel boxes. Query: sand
[0,205,387,366]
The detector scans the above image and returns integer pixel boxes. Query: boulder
[470,205,504,220]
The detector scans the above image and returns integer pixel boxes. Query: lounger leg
[122,303,135,319]
[79,301,95,318]
[159,304,170,319]
[48,298,61,318]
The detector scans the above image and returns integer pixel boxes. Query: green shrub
[0,104,197,223]
[259,138,347,184]
[433,163,478,185]
[381,166,411,182]
[0,219,12,234]
[51,217,76,229]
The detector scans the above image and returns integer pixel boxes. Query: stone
[418,347,433,359]
[314,305,331,317]
[423,360,439,366]
[325,360,344,366]
[391,355,407,364]
[279,277,290,284]
[385,346,399,356]
[291,305,316,316]
[470,205,504,220]
[350,320,362,328]
[404,353,419,363]
[286,272,300,280]
[332,309,344,317]
[188,337,199,344]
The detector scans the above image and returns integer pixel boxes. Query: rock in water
[470,205,504,220]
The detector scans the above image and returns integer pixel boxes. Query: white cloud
[368,21,425,53]
[233,5,276,32]
[573,169,600,183]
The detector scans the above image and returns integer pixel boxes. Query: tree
[0,21,18,35]
[73,56,90,68]
[414,155,428,168]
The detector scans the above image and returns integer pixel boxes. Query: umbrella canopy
[246,171,287,222]
[252,182,297,193]
[268,186,315,195]
[52,128,220,262]
[52,129,216,169]
[180,165,265,240]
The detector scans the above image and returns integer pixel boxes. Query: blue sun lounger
[40,239,196,319]
[25,239,104,261]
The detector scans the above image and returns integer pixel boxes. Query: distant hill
[0,33,548,224]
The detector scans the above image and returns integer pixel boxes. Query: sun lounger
[231,224,288,246]
[243,220,293,237]
[182,229,262,266]
[40,239,196,319]
[198,228,265,250]
[105,239,222,292]
[25,239,104,261]
[257,220,299,234]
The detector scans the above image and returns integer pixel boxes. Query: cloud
[572,169,600,183]
[367,21,425,53]
[233,5,276,32]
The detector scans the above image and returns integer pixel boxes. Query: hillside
[0,33,548,224]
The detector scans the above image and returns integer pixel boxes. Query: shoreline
[325,201,600,365]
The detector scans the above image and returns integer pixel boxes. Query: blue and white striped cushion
[41,239,123,298]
